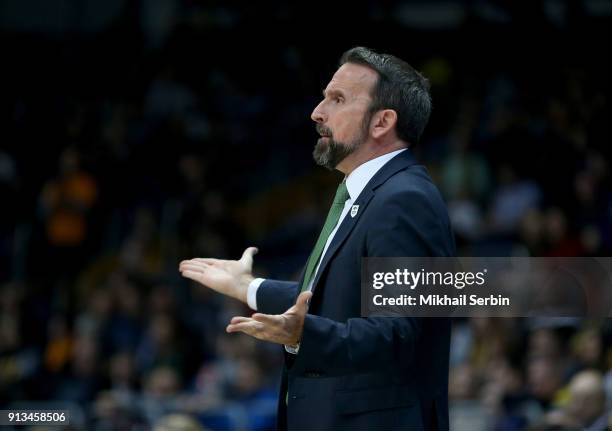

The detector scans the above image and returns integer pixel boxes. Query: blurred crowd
[1,1,612,430]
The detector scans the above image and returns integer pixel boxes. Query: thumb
[240,246,258,269]
[295,291,312,312]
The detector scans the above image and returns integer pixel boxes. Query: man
[544,370,610,431]
[179,47,455,430]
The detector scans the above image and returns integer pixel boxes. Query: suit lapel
[309,150,420,295]
[310,188,375,294]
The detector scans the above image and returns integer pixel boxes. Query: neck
[336,140,406,175]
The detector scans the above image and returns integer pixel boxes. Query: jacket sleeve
[296,188,452,375]
[256,279,300,315]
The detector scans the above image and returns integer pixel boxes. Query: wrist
[237,274,255,303]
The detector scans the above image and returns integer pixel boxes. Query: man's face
[311,63,377,170]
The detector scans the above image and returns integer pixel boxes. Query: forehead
[325,63,378,97]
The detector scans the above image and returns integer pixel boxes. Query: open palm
[179,247,257,303]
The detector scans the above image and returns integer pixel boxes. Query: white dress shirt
[247,148,407,310]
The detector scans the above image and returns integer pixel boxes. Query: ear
[371,109,398,139]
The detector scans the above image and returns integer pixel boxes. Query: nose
[311,100,327,124]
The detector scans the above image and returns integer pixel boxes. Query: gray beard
[313,136,364,170]
[312,113,370,170]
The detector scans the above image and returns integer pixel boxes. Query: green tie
[300,181,350,293]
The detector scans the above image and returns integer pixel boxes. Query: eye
[334,97,343,104]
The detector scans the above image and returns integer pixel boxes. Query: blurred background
[1,1,612,430]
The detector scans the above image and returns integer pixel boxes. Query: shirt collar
[345,148,407,201]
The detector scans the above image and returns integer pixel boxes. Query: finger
[226,320,264,335]
[180,258,214,265]
[180,261,211,269]
[179,259,211,268]
[251,313,282,325]
[230,316,251,324]
[193,258,222,265]
[180,270,204,283]
[239,246,259,270]
[179,262,209,273]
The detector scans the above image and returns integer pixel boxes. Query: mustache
[316,124,333,137]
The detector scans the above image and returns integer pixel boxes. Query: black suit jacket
[257,150,456,431]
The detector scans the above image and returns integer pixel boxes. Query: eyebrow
[323,89,345,98]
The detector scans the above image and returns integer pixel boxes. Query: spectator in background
[153,414,207,431]
[543,370,609,431]
[53,335,102,402]
[136,313,185,377]
[37,148,98,282]
[488,165,541,235]
[141,366,182,423]
[571,327,605,372]
[527,356,564,411]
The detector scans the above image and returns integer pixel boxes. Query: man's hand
[226,291,312,345]
[179,247,258,304]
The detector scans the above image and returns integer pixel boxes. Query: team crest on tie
[350,205,359,218]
